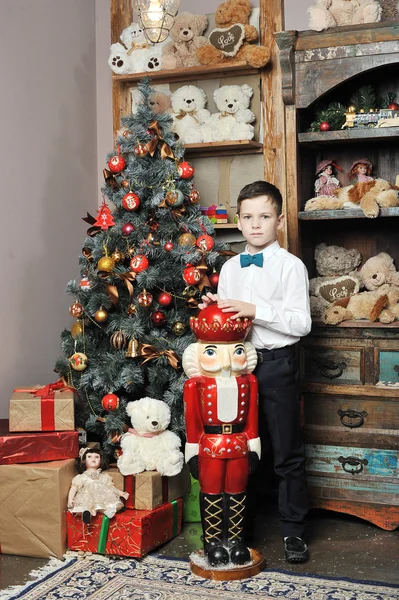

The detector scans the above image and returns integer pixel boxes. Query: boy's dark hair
[237,180,283,216]
[77,446,109,473]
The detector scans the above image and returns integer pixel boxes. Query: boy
[200,180,312,563]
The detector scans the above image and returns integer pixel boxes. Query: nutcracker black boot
[200,492,229,567]
[224,492,251,565]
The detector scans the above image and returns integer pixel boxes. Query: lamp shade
[135,0,180,43]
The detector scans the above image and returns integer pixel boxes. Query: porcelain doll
[348,158,374,183]
[314,159,341,197]
[68,446,129,524]
[182,303,260,568]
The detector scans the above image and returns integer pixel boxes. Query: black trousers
[251,345,308,539]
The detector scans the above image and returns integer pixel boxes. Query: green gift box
[183,474,201,522]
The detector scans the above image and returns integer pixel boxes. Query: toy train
[342,108,399,129]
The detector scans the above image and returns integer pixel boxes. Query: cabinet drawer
[300,346,364,384]
[303,394,399,430]
[305,444,399,478]
[377,350,399,385]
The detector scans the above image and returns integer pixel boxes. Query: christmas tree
[56,78,227,456]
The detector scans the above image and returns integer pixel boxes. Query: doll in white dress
[68,446,129,524]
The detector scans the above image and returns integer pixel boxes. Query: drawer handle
[338,456,368,475]
[337,409,368,428]
[318,360,347,379]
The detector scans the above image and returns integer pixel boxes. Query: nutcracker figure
[182,303,260,568]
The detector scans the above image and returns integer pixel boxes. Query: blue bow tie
[240,253,263,268]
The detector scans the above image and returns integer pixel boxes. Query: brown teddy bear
[360,252,399,293]
[162,13,208,70]
[323,291,395,325]
[309,243,362,317]
[304,178,399,218]
[148,91,172,114]
[196,0,270,69]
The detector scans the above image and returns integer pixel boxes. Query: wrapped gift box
[9,382,74,432]
[67,499,182,557]
[183,474,201,522]
[108,465,190,510]
[0,420,79,465]
[0,459,76,558]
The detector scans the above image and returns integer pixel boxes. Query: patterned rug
[1,554,398,600]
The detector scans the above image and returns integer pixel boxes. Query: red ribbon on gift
[35,382,66,431]
[124,476,135,509]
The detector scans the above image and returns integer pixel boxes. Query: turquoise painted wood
[305,444,398,477]
[378,351,399,384]
[307,475,399,501]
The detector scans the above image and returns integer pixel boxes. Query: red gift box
[67,499,182,557]
[0,419,79,465]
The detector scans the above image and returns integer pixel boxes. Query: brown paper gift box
[108,464,190,510]
[0,459,76,558]
[9,384,75,432]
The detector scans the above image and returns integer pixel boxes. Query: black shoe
[206,543,230,567]
[284,537,309,563]
[229,542,251,565]
[82,510,91,525]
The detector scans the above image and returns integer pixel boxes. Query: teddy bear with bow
[196,0,270,69]
[308,0,382,32]
[207,84,255,141]
[162,12,209,69]
[170,85,212,143]
[117,397,184,477]
[108,22,162,75]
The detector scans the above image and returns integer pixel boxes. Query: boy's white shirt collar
[244,240,280,259]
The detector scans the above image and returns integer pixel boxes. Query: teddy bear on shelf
[309,243,362,317]
[323,289,398,325]
[206,84,255,141]
[360,252,399,293]
[304,178,399,218]
[148,91,172,114]
[170,85,211,143]
[162,12,208,69]
[196,0,270,69]
[117,397,184,477]
[108,22,162,75]
[308,0,382,32]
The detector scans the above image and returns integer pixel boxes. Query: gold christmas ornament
[127,303,137,316]
[94,307,108,323]
[348,105,356,113]
[69,301,84,318]
[137,289,153,307]
[71,320,84,338]
[110,330,127,350]
[98,256,115,272]
[125,246,136,258]
[172,321,186,336]
[69,352,88,371]
[112,249,124,263]
[121,179,130,188]
[178,233,196,248]
[125,337,140,358]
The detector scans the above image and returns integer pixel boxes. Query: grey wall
[0,0,98,417]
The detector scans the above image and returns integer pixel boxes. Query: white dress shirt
[217,241,312,349]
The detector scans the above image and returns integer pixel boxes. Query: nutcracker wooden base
[190,548,265,581]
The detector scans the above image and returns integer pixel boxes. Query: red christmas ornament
[158,291,173,306]
[388,102,399,110]
[69,301,84,317]
[80,276,91,290]
[94,199,115,230]
[137,289,153,307]
[319,121,331,132]
[178,161,195,179]
[183,265,202,286]
[151,310,166,326]
[164,241,174,252]
[133,142,149,157]
[196,234,214,252]
[130,254,149,273]
[107,145,126,173]
[121,222,135,235]
[102,393,120,411]
[122,192,140,211]
[188,189,200,204]
[209,270,220,289]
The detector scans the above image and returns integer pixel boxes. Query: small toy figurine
[314,159,341,197]
[348,158,374,183]
[68,446,129,524]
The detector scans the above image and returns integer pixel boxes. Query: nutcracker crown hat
[349,158,373,171]
[190,303,252,343]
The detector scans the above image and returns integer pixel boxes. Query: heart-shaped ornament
[208,24,245,57]
[316,276,359,304]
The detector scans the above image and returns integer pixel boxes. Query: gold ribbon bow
[175,109,199,123]
[147,120,175,160]
[103,168,120,190]
[139,343,180,369]
[105,271,137,305]
[82,212,101,237]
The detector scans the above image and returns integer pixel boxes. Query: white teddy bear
[117,397,184,477]
[170,85,212,143]
[207,84,255,142]
[308,0,382,32]
[108,22,162,74]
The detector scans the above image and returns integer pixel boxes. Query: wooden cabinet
[275,22,399,530]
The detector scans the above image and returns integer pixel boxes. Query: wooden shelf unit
[298,208,399,220]
[184,141,263,159]
[298,127,399,146]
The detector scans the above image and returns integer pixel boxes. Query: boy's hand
[218,299,256,319]
[198,292,219,310]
